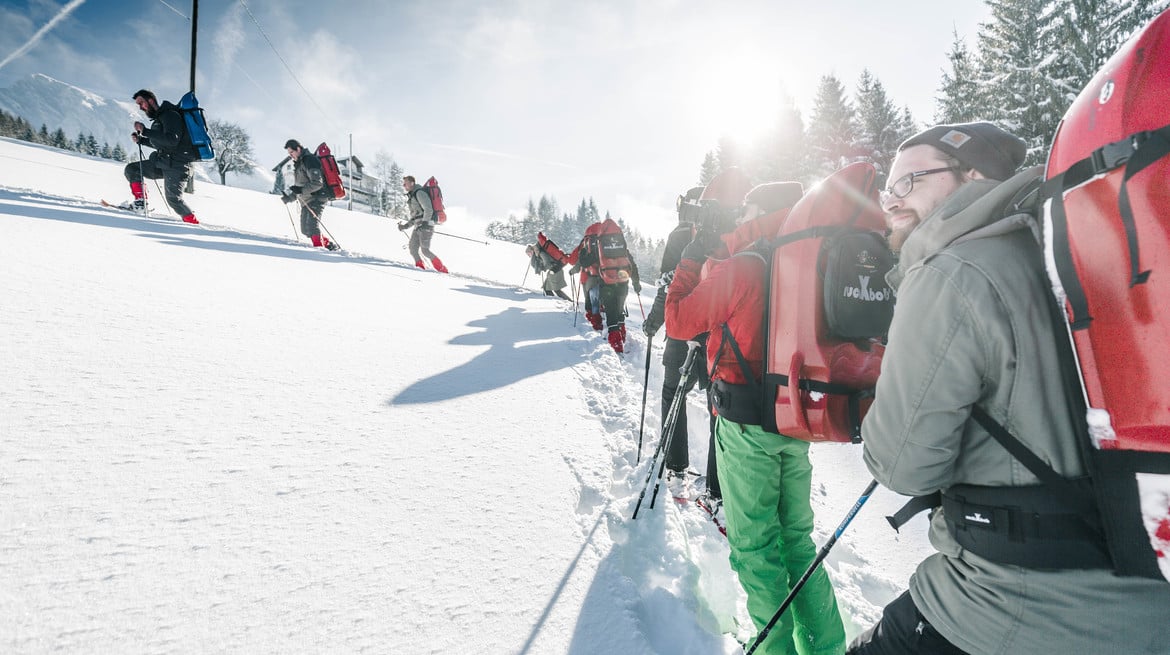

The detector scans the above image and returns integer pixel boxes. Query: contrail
[0,0,88,72]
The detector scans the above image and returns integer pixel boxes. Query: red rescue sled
[766,162,889,443]
[1041,9,1170,580]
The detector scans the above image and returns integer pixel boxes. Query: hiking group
[626,16,1170,650]
[534,218,642,354]
[120,88,452,271]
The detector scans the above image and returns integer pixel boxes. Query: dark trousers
[123,152,193,217]
[299,198,327,238]
[661,337,692,472]
[661,337,721,498]
[599,281,628,330]
[847,591,969,655]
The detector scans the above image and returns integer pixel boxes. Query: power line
[236,0,342,135]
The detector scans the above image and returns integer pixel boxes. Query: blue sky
[0,0,990,235]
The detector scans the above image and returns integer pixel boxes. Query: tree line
[0,108,129,162]
[698,0,1167,187]
[487,195,666,280]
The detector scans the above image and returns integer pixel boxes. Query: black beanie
[683,186,704,202]
[284,139,302,151]
[745,181,804,213]
[898,122,1026,181]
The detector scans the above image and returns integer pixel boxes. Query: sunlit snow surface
[0,137,928,653]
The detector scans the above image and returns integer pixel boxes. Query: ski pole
[636,332,654,464]
[744,479,880,655]
[636,290,646,320]
[573,274,581,327]
[632,341,699,519]
[522,261,530,288]
[433,229,489,245]
[283,203,299,241]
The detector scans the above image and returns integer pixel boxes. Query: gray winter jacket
[406,184,434,227]
[290,153,326,205]
[862,168,1170,655]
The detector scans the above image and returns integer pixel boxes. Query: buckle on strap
[1090,131,1151,174]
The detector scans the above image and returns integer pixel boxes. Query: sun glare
[688,46,785,147]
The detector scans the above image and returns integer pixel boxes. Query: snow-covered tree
[370,150,406,219]
[206,120,256,185]
[976,0,1067,165]
[854,70,903,184]
[754,97,807,185]
[699,151,718,185]
[935,29,985,124]
[806,74,858,177]
[112,143,127,162]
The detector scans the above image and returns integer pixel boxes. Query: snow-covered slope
[0,136,929,654]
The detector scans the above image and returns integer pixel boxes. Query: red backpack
[591,218,632,284]
[1032,8,1170,581]
[422,176,447,224]
[315,142,346,200]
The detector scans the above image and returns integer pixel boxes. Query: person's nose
[881,192,902,214]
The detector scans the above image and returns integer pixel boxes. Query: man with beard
[123,89,199,224]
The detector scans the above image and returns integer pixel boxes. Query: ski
[100,198,148,214]
[695,496,727,537]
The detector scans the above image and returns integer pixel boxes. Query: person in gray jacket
[399,175,448,273]
[849,122,1170,654]
[526,244,571,299]
[281,139,338,250]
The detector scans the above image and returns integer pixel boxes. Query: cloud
[211,3,246,94]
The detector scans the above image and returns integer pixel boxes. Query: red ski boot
[430,257,449,273]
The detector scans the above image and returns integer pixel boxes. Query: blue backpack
[177,91,214,161]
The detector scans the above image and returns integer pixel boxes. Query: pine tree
[806,74,858,178]
[100,143,112,159]
[699,151,718,185]
[1113,0,1169,49]
[935,29,984,124]
[976,0,1067,165]
[715,135,741,173]
[112,143,127,162]
[853,70,903,184]
[38,124,50,144]
[85,134,99,156]
[51,127,69,150]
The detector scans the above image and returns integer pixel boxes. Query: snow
[0,136,930,653]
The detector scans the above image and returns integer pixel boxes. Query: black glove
[289,185,303,195]
[632,279,642,294]
[398,222,409,231]
[681,229,721,264]
[643,285,667,336]
[281,192,296,204]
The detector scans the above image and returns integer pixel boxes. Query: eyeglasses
[881,167,959,201]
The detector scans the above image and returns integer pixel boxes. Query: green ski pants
[715,416,846,655]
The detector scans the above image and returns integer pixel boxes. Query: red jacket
[665,209,789,385]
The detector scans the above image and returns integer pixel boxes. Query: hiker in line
[399,175,448,273]
[123,89,199,224]
[526,243,571,300]
[548,218,640,353]
[849,122,1170,654]
[666,182,841,655]
[643,185,718,496]
[281,139,337,250]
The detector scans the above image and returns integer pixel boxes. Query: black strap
[970,406,1097,519]
[1040,125,1170,328]
[721,323,761,394]
[886,492,940,531]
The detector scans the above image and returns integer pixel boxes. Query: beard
[885,212,919,253]
[144,105,159,120]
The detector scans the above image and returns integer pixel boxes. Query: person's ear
[965,168,986,181]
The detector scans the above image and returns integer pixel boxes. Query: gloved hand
[632,279,642,294]
[569,263,581,276]
[537,232,547,246]
[681,229,721,264]
[398,221,410,231]
[281,192,296,204]
[643,285,667,336]
[289,185,303,195]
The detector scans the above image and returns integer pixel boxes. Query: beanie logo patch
[940,130,972,148]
